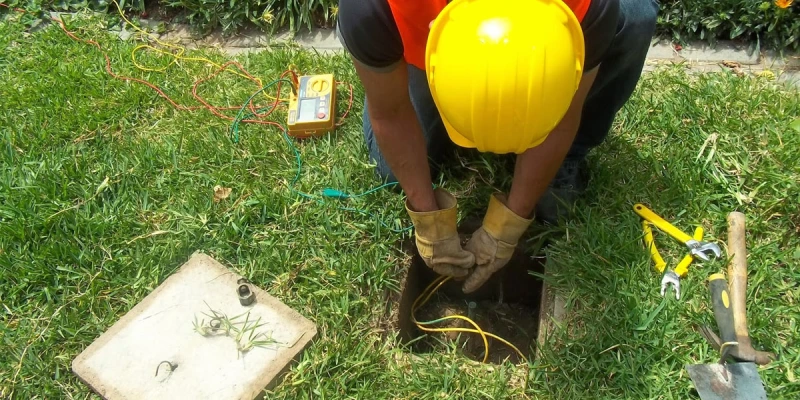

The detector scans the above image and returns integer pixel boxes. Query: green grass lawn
[1,10,799,399]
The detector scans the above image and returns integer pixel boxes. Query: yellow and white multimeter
[287,74,336,138]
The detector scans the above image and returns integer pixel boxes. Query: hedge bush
[657,0,799,51]
[2,0,798,51]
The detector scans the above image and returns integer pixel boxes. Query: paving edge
[12,10,796,87]
[139,23,800,87]
[28,11,798,70]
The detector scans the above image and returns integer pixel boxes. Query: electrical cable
[230,79,314,200]
[229,82,412,233]
[3,2,404,232]
[411,275,529,364]
[0,2,311,124]
[109,0,291,103]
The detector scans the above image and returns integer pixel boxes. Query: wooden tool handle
[727,211,751,348]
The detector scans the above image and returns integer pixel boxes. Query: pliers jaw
[685,239,722,261]
[661,271,681,299]
[642,220,705,301]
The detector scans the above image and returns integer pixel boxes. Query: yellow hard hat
[425,0,585,154]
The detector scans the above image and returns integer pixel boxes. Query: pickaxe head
[686,239,722,261]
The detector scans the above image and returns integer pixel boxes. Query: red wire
[0,3,354,135]
[336,81,354,126]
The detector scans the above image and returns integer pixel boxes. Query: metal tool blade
[686,362,766,400]
[686,239,722,261]
[660,271,681,299]
[698,325,724,351]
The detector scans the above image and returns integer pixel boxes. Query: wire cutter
[634,204,721,261]
[642,220,704,300]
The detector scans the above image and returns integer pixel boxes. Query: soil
[413,295,539,364]
[381,217,545,365]
[141,0,180,22]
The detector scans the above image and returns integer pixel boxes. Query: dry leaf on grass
[213,185,232,202]
[721,61,745,77]
[722,60,741,69]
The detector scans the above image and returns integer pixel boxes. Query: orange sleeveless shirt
[386,0,591,70]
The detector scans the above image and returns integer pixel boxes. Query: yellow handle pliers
[634,203,721,261]
[642,220,704,300]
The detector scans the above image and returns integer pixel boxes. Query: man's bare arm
[506,67,600,218]
[351,59,438,212]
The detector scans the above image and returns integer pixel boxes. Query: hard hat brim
[441,112,550,155]
[440,115,477,150]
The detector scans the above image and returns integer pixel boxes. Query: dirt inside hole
[383,218,545,365]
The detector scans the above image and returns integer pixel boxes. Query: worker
[336,0,659,293]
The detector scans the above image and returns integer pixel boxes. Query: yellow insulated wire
[411,275,528,364]
[110,0,291,102]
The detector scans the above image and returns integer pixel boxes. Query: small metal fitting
[467,301,477,319]
[237,278,255,306]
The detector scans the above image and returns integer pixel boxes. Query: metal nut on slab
[237,278,256,306]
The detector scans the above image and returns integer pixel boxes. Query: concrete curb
[146,22,344,55]
[134,20,799,70]
[36,11,800,84]
[643,39,799,86]
[161,24,800,85]
[645,39,799,69]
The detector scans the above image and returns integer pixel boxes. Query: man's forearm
[371,103,437,212]
[351,59,438,212]
[505,68,599,218]
[506,125,579,218]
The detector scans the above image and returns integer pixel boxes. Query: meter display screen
[298,98,317,122]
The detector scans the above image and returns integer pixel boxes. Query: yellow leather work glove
[406,188,475,278]
[463,193,533,293]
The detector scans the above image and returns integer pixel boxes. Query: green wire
[230,79,412,233]
[230,79,292,144]
[346,181,400,198]
[231,79,314,200]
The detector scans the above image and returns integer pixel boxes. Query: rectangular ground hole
[383,218,545,365]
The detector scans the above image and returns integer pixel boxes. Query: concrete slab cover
[72,252,317,400]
